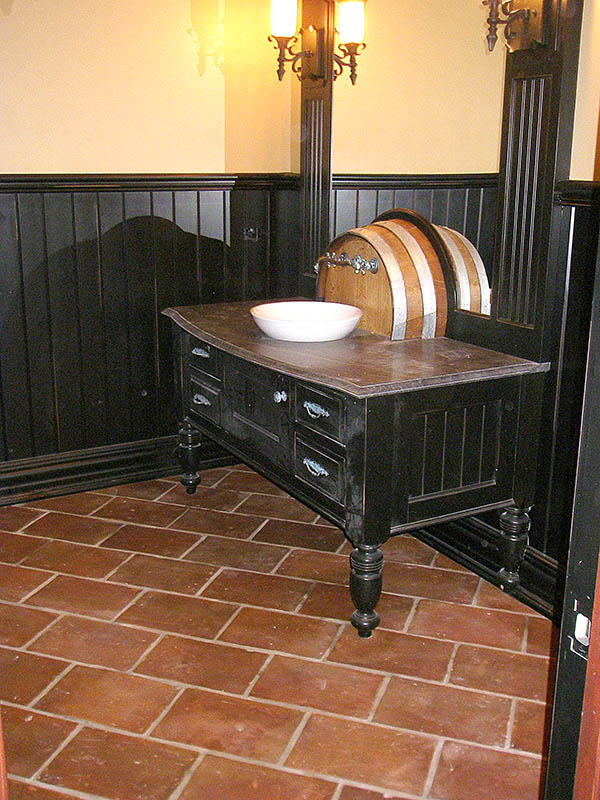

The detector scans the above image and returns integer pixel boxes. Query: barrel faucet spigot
[313,251,379,275]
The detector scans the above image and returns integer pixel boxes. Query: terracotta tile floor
[0,465,557,800]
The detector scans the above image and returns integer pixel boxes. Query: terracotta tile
[109,553,217,594]
[31,615,159,670]
[24,492,110,515]
[276,549,349,584]
[0,602,56,647]
[338,787,412,800]
[22,512,121,545]
[0,506,42,532]
[254,518,343,551]
[236,493,318,522]
[286,714,435,795]
[135,635,267,693]
[430,740,543,800]
[299,583,414,631]
[475,579,537,613]
[22,539,129,578]
[153,687,303,760]
[381,536,436,565]
[251,655,384,717]
[383,564,479,603]
[2,705,77,778]
[511,699,550,754]
[329,627,454,681]
[179,755,336,800]
[450,645,553,701]
[527,616,558,656]
[0,532,47,564]
[185,535,287,572]
[100,523,200,557]
[374,676,511,745]
[0,563,50,602]
[27,575,140,620]
[216,470,288,495]
[431,552,471,572]
[200,568,310,611]
[7,780,77,799]
[0,647,67,703]
[219,607,339,658]
[35,664,177,733]
[39,726,197,800]
[408,599,526,650]
[171,507,263,538]
[159,483,249,511]
[92,496,185,527]
[116,590,237,639]
[95,479,173,500]
[196,467,233,486]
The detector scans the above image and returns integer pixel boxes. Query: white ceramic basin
[250,301,362,342]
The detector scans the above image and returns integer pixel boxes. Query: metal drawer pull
[193,393,212,407]
[192,346,210,358]
[273,390,287,404]
[303,457,329,478]
[303,400,330,419]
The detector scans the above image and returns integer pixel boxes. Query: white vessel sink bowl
[250,301,362,342]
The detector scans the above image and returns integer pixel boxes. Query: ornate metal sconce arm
[268,34,312,80]
[333,42,366,85]
[482,0,534,51]
[314,251,379,275]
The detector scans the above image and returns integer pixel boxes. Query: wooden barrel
[316,210,490,339]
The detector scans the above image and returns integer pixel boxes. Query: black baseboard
[0,437,235,506]
[416,516,559,620]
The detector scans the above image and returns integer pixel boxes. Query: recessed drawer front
[187,375,221,426]
[296,383,343,443]
[294,435,344,504]
[188,338,221,381]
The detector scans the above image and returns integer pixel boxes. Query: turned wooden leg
[349,544,384,637]
[176,420,202,494]
[497,505,531,592]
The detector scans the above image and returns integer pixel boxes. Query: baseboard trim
[0,437,235,506]
[416,516,559,619]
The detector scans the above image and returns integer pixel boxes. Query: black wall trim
[332,173,498,190]
[555,179,600,207]
[0,436,234,507]
[0,174,300,193]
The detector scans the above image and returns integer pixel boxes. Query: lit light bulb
[337,0,365,44]
[270,0,297,38]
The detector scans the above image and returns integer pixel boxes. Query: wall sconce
[268,0,366,84]
[482,0,536,52]
[333,0,366,85]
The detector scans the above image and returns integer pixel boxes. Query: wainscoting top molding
[332,173,499,190]
[555,180,600,207]
[0,173,301,192]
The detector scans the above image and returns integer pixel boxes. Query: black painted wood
[0,174,296,504]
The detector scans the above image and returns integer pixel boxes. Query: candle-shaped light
[337,0,365,44]
[270,0,297,38]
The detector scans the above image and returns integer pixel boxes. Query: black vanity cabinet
[166,301,549,636]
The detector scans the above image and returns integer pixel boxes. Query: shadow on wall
[0,213,228,462]
[189,0,224,75]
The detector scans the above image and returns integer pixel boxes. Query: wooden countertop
[164,300,550,398]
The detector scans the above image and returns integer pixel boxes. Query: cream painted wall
[331,0,506,174]
[570,0,600,180]
[0,0,226,173]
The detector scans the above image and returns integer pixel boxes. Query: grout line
[367,674,391,722]
[27,660,76,708]
[320,622,346,662]
[4,776,96,800]
[17,571,60,603]
[178,533,208,559]
[243,652,275,698]
[128,631,169,673]
[143,685,187,737]
[442,643,460,685]
[193,564,225,596]
[421,737,445,799]
[29,721,84,782]
[292,580,316,614]
[402,597,420,633]
[246,516,272,541]
[277,710,312,766]
[212,603,244,641]
[166,752,206,800]
[505,697,518,749]
[110,586,148,620]
[329,784,344,800]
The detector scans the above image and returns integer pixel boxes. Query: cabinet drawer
[294,436,344,504]
[188,338,221,381]
[296,383,343,442]
[187,375,221,426]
